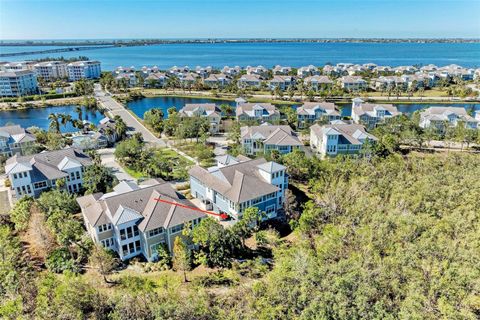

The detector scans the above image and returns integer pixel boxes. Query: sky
[0,0,479,40]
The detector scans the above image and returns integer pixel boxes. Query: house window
[76,171,81,180]
[70,172,75,181]
[34,181,47,189]
[98,224,112,233]
[26,185,31,193]
[13,173,17,179]
[170,224,184,234]
[148,227,164,238]
[101,238,114,248]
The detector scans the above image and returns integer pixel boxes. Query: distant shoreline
[1,38,480,47]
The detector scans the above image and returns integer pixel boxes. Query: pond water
[0,105,104,132]
[126,96,236,118]
[127,96,480,118]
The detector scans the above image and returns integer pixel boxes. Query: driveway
[97,148,136,182]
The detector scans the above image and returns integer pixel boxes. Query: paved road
[95,85,199,164]
[97,148,137,182]
[95,84,166,146]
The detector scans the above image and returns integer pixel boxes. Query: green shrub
[9,196,34,231]
[45,248,80,273]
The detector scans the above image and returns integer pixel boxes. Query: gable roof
[77,180,204,231]
[236,103,279,118]
[311,123,377,145]
[189,158,280,203]
[241,124,302,147]
[297,102,339,116]
[5,148,91,181]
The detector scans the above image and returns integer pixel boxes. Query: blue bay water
[1,42,479,70]
[0,105,103,132]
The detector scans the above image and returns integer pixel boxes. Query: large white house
[296,102,341,128]
[419,107,479,131]
[5,148,92,198]
[189,156,287,221]
[236,103,280,123]
[67,60,101,81]
[0,70,38,97]
[240,123,303,155]
[351,98,401,128]
[178,103,222,134]
[310,123,377,158]
[77,179,205,261]
[339,76,368,92]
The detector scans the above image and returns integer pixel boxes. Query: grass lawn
[173,141,216,167]
[121,147,193,181]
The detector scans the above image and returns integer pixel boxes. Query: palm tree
[58,114,72,130]
[48,113,60,133]
[75,105,83,121]
[113,116,127,138]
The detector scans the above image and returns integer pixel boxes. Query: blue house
[188,156,288,221]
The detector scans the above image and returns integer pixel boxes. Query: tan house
[77,179,205,261]
[178,103,222,133]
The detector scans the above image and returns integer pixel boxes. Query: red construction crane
[153,197,229,220]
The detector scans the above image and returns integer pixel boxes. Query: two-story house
[77,179,205,261]
[268,75,294,90]
[339,76,368,92]
[189,156,287,221]
[237,74,263,89]
[5,148,92,198]
[310,123,378,158]
[236,103,280,123]
[203,73,231,88]
[297,65,320,78]
[0,125,36,157]
[178,103,222,134]
[296,102,341,128]
[419,107,479,132]
[241,123,303,155]
[304,75,334,91]
[351,98,401,128]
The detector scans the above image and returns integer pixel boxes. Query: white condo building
[34,61,68,81]
[67,61,101,81]
[0,70,38,97]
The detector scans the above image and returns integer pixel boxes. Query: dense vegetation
[1,151,478,319]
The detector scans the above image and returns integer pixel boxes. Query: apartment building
[203,73,231,88]
[0,70,38,97]
[77,179,205,261]
[237,74,262,89]
[67,60,101,81]
[34,61,68,81]
[5,148,92,198]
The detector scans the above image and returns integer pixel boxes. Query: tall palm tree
[48,113,60,133]
[75,105,83,121]
[59,114,72,130]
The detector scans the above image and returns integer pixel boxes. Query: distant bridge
[0,45,115,58]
